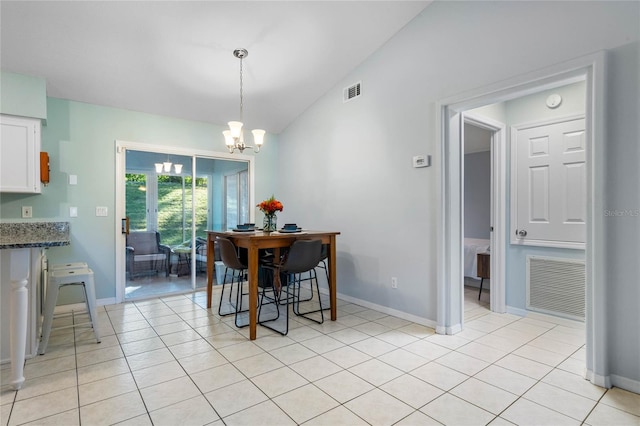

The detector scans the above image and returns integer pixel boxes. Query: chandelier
[155,155,182,174]
[223,48,265,154]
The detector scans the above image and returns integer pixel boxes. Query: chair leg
[235,273,244,328]
[317,260,331,311]
[258,270,290,335]
[478,278,484,300]
[293,270,324,324]
[40,279,61,355]
[258,284,281,326]
[234,269,251,328]
[218,267,236,317]
[82,276,101,344]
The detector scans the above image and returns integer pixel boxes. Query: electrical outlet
[391,277,398,289]
[21,206,33,218]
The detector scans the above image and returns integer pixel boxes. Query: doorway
[437,52,607,387]
[115,141,255,302]
[461,116,503,319]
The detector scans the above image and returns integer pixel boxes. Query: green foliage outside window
[126,174,209,246]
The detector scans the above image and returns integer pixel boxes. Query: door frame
[436,51,608,387]
[463,112,507,315]
[114,140,255,303]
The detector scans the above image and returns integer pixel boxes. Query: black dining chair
[216,237,250,328]
[216,237,277,328]
[315,244,332,311]
[260,239,325,335]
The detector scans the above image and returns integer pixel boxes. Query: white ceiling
[0,1,430,134]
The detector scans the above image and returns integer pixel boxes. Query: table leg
[248,245,259,340]
[328,236,337,321]
[207,238,214,309]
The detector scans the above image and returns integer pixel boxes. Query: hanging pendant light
[223,49,265,154]
[154,155,182,174]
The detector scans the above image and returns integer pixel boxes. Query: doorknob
[518,229,527,237]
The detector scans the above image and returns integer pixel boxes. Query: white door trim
[436,51,608,388]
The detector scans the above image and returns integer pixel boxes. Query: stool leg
[84,275,101,343]
[40,279,61,355]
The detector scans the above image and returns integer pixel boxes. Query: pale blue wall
[0,97,278,299]
[0,70,47,119]
[604,42,640,388]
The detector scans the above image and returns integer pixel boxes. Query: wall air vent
[343,82,362,103]
[526,255,585,321]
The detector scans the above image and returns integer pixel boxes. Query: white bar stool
[40,266,101,355]
[49,262,88,271]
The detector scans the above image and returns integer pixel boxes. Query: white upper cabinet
[0,114,41,193]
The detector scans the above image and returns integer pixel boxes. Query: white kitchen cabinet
[0,114,41,193]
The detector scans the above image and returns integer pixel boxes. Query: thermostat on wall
[413,155,431,168]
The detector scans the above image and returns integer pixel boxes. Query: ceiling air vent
[343,82,361,103]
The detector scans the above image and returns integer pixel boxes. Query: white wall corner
[585,369,612,390]
[436,324,463,335]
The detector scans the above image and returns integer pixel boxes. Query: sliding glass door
[123,149,249,300]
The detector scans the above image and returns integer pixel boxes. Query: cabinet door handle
[518,229,527,237]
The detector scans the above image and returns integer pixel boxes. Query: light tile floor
[1,286,639,426]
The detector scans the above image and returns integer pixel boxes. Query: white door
[513,116,586,247]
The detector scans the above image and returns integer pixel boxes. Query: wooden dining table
[206,229,340,340]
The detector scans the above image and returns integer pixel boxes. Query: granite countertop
[0,222,70,249]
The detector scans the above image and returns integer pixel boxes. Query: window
[224,170,249,230]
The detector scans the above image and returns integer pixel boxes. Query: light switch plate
[69,175,78,185]
[96,206,108,217]
[70,207,78,217]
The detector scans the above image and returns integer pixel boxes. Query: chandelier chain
[224,48,264,154]
[239,55,244,123]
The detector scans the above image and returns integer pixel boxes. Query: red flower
[257,195,284,214]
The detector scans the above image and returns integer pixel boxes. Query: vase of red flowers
[263,214,277,232]
[257,195,283,232]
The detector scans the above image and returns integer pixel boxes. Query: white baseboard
[97,297,116,306]
[611,374,640,394]
[506,305,528,317]
[330,290,437,329]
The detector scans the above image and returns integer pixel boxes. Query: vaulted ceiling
[1,1,430,134]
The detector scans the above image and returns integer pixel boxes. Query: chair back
[283,239,322,274]
[216,237,247,270]
[126,231,160,255]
